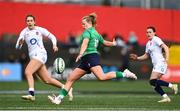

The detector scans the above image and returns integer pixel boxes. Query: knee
[25,70,32,76]
[149,79,157,86]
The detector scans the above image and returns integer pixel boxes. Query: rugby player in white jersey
[130,26,178,103]
[15,15,73,101]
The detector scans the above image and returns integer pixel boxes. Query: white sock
[29,88,34,91]
[122,72,126,77]
[57,95,64,99]
[162,94,168,98]
[168,83,173,88]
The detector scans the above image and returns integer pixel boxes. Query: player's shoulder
[146,41,150,47]
[35,26,46,30]
[153,36,164,46]
[20,27,28,34]
[153,36,162,41]
[35,26,49,32]
[85,27,94,32]
[153,36,163,42]
[82,29,90,35]
[84,29,90,33]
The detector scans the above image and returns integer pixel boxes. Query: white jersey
[145,36,165,66]
[16,26,57,63]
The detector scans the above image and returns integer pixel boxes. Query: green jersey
[80,27,104,56]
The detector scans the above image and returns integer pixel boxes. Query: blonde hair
[82,13,97,27]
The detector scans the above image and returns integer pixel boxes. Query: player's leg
[22,58,42,101]
[90,65,137,80]
[155,79,178,94]
[37,65,73,101]
[149,72,171,102]
[171,84,178,94]
[48,68,86,104]
[154,63,178,94]
[59,68,86,98]
[37,65,64,87]
[88,53,136,80]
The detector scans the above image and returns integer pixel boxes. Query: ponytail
[82,13,97,27]
[89,13,97,27]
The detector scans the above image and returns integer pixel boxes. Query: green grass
[0,80,180,110]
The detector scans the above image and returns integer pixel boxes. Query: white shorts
[29,51,47,64]
[152,62,167,74]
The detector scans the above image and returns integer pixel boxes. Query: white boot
[123,69,137,80]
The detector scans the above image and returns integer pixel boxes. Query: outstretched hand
[53,45,58,52]
[129,54,138,61]
[75,54,82,62]
[112,38,117,46]
[19,39,24,45]
[16,38,24,49]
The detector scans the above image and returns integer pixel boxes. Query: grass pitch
[0,80,180,110]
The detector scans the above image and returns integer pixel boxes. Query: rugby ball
[53,58,65,74]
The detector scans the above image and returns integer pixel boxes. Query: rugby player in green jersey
[48,13,137,104]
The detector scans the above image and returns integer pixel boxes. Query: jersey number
[94,39,99,48]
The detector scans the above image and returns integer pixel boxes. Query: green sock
[116,71,124,78]
[59,88,68,99]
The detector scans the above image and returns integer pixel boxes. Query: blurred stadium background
[0,0,180,110]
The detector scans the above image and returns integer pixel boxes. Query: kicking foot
[171,84,178,94]
[158,96,171,103]
[68,88,73,101]
[48,94,56,103]
[123,69,137,80]
[48,95,61,105]
[21,95,35,101]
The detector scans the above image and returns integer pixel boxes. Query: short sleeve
[145,43,149,53]
[82,30,91,39]
[39,27,50,37]
[99,34,104,44]
[154,37,163,46]
[18,29,25,39]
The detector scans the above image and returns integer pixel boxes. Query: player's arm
[103,38,116,47]
[41,27,58,52]
[98,34,116,47]
[47,33,58,52]
[76,38,89,62]
[130,53,149,61]
[160,43,169,62]
[15,31,25,50]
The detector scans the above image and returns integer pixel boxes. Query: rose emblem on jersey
[36,32,39,35]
